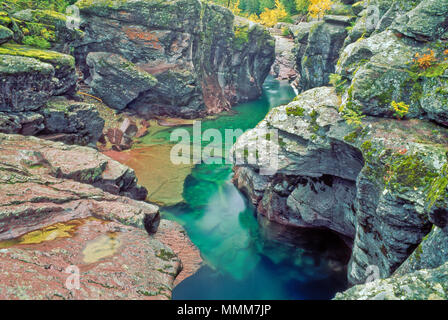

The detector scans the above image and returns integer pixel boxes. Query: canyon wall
[0,2,209,298]
[73,0,275,118]
[233,0,448,298]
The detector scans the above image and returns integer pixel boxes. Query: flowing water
[116,77,351,300]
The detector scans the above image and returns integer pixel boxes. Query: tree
[259,0,288,27]
[259,0,275,11]
[308,0,333,19]
[230,0,242,15]
[295,0,310,14]
[244,0,262,15]
[281,0,298,15]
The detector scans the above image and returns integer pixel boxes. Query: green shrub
[329,73,347,95]
[281,26,290,36]
[22,35,51,49]
[295,0,310,14]
[1,0,75,13]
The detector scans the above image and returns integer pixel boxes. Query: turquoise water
[165,163,350,300]
[147,77,350,299]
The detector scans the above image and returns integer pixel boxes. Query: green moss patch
[0,43,74,67]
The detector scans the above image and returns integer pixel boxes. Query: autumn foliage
[414,49,437,69]
[218,0,335,27]
[308,0,333,19]
[259,0,288,27]
[244,0,288,27]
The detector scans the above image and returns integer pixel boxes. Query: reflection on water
[137,76,297,148]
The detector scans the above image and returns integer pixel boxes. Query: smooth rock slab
[0,218,180,300]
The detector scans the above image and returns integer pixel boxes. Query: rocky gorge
[233,0,448,299]
[0,0,277,299]
[0,0,447,301]
[74,0,275,118]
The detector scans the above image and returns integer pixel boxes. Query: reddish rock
[270,35,298,82]
[0,133,201,299]
[0,133,147,200]
[155,220,203,287]
[106,125,134,151]
[140,119,150,128]
[120,118,138,137]
[0,218,181,300]
[106,128,124,145]
[135,127,149,138]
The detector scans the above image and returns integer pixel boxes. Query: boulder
[0,133,147,200]
[86,52,158,111]
[74,0,274,118]
[0,54,54,111]
[232,86,448,285]
[336,29,448,126]
[0,43,77,98]
[0,111,44,135]
[391,0,448,42]
[0,25,13,44]
[106,127,133,151]
[40,97,105,146]
[342,0,424,48]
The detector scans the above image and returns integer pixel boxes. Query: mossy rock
[1,9,83,50]
[86,52,158,110]
[0,25,13,44]
[0,54,55,112]
[335,261,448,300]
[337,117,448,201]
[0,43,74,68]
[0,53,53,75]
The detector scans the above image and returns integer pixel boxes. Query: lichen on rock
[73,0,275,118]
